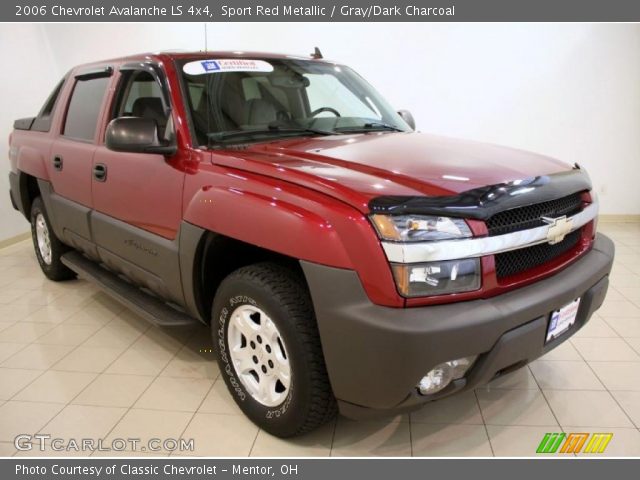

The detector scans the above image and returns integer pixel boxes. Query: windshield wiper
[208,125,335,145]
[335,122,404,133]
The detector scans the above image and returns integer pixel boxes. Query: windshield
[178,57,410,146]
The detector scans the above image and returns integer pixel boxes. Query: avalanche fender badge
[183,59,274,75]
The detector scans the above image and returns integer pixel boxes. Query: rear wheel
[212,262,337,437]
[30,197,75,281]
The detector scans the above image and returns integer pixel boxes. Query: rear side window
[63,76,110,141]
[32,77,66,132]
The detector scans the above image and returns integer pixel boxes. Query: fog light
[417,365,454,395]
[417,355,478,395]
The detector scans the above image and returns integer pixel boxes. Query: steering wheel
[310,107,341,117]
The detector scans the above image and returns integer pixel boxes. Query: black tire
[212,262,337,437]
[30,197,75,281]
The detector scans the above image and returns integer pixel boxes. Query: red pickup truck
[8,51,614,437]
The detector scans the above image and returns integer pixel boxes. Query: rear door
[90,63,186,303]
[47,66,113,257]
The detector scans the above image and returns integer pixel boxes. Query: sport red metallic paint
[8,51,614,436]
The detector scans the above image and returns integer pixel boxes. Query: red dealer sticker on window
[183,59,274,75]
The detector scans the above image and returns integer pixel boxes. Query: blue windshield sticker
[183,59,274,75]
[201,60,221,72]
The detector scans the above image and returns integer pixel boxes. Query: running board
[61,251,198,327]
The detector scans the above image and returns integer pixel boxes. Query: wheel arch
[16,171,42,220]
[181,170,403,308]
[179,222,308,324]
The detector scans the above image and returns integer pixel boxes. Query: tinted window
[40,78,65,117]
[63,76,109,141]
[32,77,66,132]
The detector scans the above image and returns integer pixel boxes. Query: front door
[91,65,185,303]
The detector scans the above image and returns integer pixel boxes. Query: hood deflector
[368,168,592,220]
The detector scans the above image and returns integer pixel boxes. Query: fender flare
[10,145,51,221]
[12,145,52,219]
[181,168,403,310]
[16,145,50,182]
[183,185,355,268]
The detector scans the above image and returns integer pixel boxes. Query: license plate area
[546,298,581,343]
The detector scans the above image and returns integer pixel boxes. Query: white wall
[0,24,61,240]
[1,23,639,241]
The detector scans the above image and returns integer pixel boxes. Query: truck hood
[212,132,574,212]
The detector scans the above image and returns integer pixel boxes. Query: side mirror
[105,117,176,155]
[397,110,416,131]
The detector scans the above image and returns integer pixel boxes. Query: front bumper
[301,233,615,419]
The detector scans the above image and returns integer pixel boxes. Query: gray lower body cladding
[301,233,615,418]
[8,172,21,214]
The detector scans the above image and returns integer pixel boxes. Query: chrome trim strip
[381,201,598,264]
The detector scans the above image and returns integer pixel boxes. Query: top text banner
[5,0,640,22]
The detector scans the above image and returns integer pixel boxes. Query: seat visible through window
[114,71,169,139]
[131,97,167,137]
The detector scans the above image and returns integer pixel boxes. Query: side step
[61,251,198,327]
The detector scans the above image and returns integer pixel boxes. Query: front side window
[179,58,409,146]
[63,76,109,141]
[112,70,171,140]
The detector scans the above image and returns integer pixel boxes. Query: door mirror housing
[105,117,176,156]
[397,109,416,131]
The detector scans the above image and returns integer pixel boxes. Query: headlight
[392,258,481,297]
[370,214,479,297]
[370,214,472,242]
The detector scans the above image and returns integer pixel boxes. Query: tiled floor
[0,222,639,457]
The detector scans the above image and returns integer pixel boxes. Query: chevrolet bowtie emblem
[542,215,574,244]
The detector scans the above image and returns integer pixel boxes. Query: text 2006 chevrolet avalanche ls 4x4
[8,51,614,437]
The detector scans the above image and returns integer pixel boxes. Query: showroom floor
[0,222,639,457]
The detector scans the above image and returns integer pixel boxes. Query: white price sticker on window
[183,59,274,75]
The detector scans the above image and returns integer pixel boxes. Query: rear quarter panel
[11,130,52,180]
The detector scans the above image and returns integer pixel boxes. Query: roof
[159,50,316,61]
[76,50,325,68]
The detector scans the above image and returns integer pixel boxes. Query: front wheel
[212,262,337,437]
